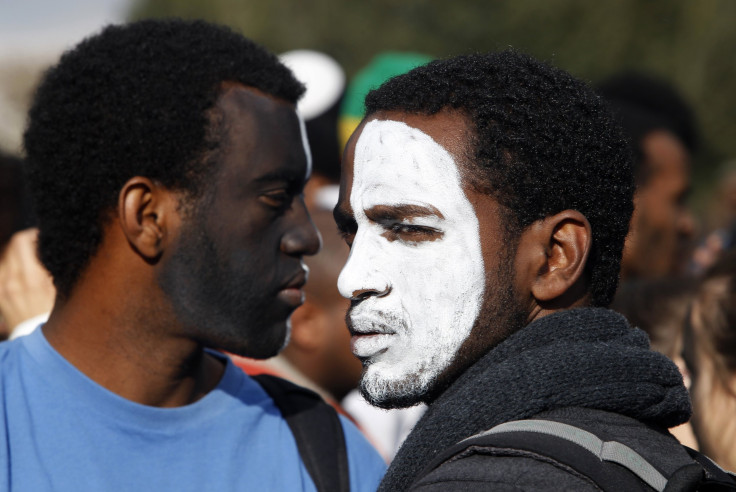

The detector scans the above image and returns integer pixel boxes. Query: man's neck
[42,277,225,408]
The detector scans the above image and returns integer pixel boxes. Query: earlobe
[118,177,176,262]
[528,210,592,306]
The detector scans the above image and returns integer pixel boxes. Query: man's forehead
[345,119,480,227]
[216,84,300,134]
[215,83,310,181]
[351,119,463,189]
[363,110,472,157]
[338,110,474,219]
[352,111,472,180]
[218,83,282,113]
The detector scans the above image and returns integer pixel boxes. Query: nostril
[354,290,372,301]
[351,286,391,301]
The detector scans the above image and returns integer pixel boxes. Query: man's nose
[337,233,391,301]
[281,198,321,257]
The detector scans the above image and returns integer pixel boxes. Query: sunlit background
[1,0,734,223]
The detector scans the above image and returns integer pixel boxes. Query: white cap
[279,49,346,121]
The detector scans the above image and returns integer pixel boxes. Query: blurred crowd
[1,38,735,475]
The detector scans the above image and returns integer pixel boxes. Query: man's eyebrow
[365,204,445,221]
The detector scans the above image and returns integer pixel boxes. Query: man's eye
[260,190,291,209]
[385,223,443,242]
[390,223,424,234]
[340,231,355,248]
[338,227,355,248]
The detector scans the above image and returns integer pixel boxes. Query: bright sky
[0,0,131,58]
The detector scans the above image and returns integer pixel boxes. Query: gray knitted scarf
[377,307,692,491]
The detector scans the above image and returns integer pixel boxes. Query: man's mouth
[350,332,394,358]
[278,269,308,307]
[348,314,398,358]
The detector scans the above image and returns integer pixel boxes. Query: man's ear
[118,177,180,262]
[523,210,592,306]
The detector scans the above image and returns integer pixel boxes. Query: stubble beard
[158,206,287,359]
[359,358,435,410]
[358,249,525,409]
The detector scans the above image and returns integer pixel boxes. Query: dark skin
[621,130,694,279]
[42,85,319,407]
[336,110,593,402]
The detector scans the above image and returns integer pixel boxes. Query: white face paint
[298,114,313,180]
[337,119,485,405]
[281,114,312,353]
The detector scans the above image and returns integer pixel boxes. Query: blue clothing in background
[0,328,386,491]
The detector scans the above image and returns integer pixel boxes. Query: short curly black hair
[365,50,634,307]
[23,19,304,298]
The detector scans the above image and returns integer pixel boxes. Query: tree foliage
[130,0,736,186]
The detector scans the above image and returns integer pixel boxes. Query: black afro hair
[365,50,634,307]
[23,19,304,298]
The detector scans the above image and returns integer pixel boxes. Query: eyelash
[390,223,431,234]
[338,228,355,247]
[337,222,442,248]
[260,190,293,210]
[385,223,443,243]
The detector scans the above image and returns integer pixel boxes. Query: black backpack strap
[666,446,736,492]
[477,420,669,490]
[253,374,350,492]
[419,419,670,492]
[419,419,736,492]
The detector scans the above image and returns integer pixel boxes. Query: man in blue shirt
[0,19,384,491]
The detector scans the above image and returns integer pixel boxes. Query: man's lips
[350,332,394,358]
[278,270,308,307]
[347,315,397,357]
[347,311,399,336]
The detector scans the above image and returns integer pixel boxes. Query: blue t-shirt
[0,328,386,491]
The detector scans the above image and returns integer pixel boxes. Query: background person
[0,228,54,340]
[0,152,52,340]
[684,251,736,472]
[610,277,699,449]
[597,72,697,280]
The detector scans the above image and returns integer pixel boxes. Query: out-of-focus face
[622,130,694,279]
[158,85,320,359]
[685,281,736,471]
[335,114,486,408]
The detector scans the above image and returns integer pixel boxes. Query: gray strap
[464,419,668,492]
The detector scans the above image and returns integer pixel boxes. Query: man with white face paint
[335,50,700,491]
[0,20,385,492]
[340,118,486,408]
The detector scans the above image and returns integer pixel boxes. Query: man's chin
[359,372,429,409]
[214,319,290,360]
